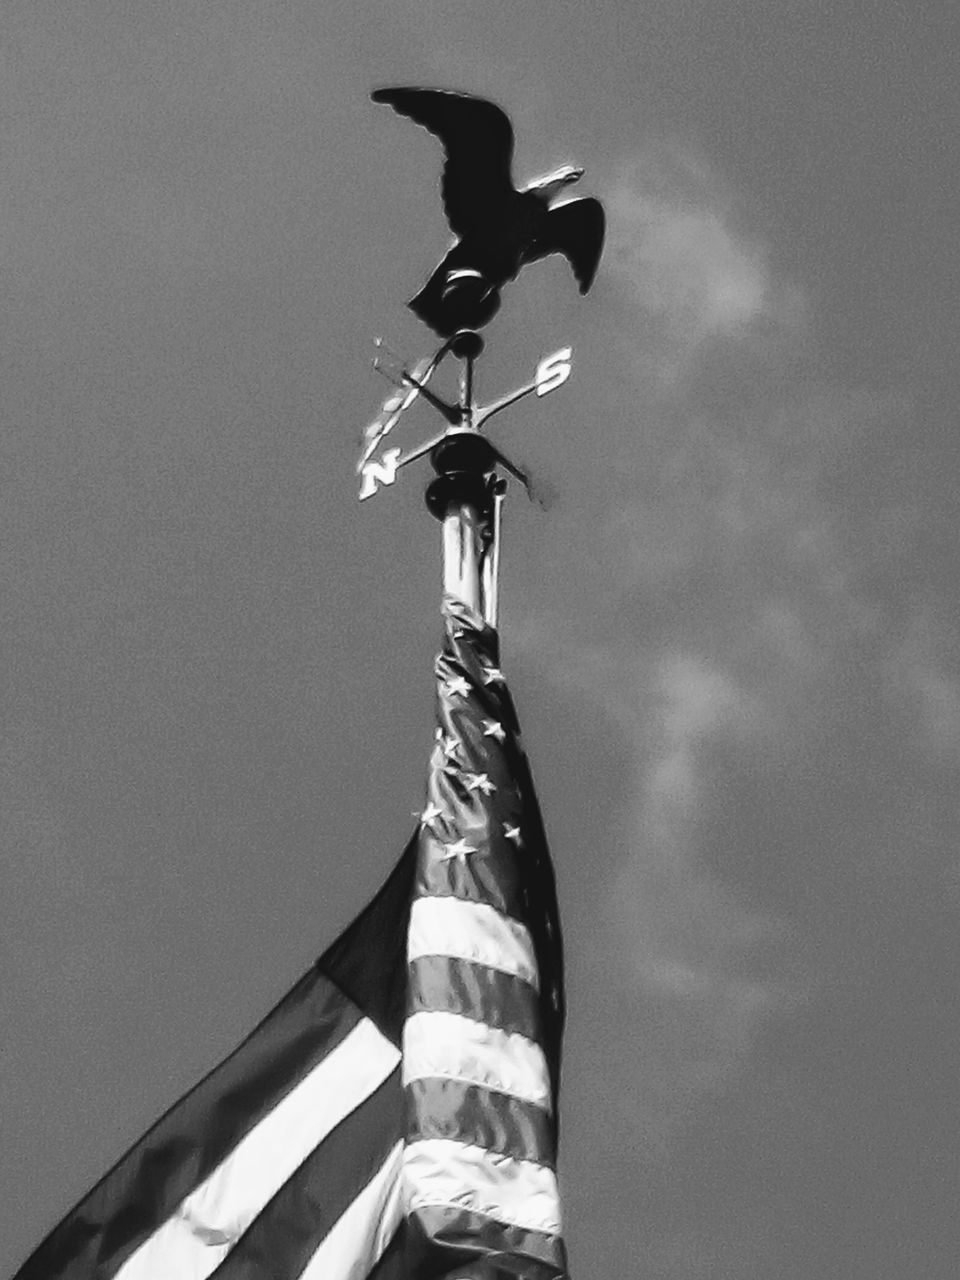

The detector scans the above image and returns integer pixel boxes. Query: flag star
[443,676,471,698]
[434,732,461,762]
[438,837,478,865]
[503,823,523,847]
[482,719,506,742]
[464,772,496,796]
[481,665,505,685]
[420,802,444,827]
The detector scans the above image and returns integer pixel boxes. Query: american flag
[14,596,567,1280]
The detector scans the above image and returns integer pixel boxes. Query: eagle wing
[526,197,605,292]
[371,87,516,238]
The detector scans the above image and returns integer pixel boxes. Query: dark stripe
[14,840,418,1280]
[406,1202,567,1280]
[365,1223,405,1279]
[321,834,417,1044]
[405,1077,556,1168]
[212,1067,403,1279]
[408,953,542,1042]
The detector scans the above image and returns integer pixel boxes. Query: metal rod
[435,331,503,624]
[482,480,506,628]
[442,501,484,615]
[459,350,475,424]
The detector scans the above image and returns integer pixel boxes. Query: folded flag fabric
[404,596,566,1280]
[14,595,567,1280]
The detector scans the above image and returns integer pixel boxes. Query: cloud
[608,652,785,1098]
[605,146,805,368]
[513,142,960,1152]
[524,365,960,1158]
[888,613,960,760]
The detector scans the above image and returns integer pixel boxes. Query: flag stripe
[410,1203,566,1278]
[403,1010,551,1110]
[404,1137,562,1234]
[408,953,542,1041]
[405,1077,556,1167]
[13,967,367,1280]
[319,837,416,1045]
[116,1018,400,1279]
[361,1224,405,1280]
[408,896,539,988]
[215,1072,403,1280]
[297,1141,403,1280]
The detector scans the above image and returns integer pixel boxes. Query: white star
[464,772,496,796]
[503,823,522,847]
[443,676,471,699]
[438,838,477,865]
[420,802,444,827]
[481,665,505,685]
[482,719,506,743]
[435,732,461,762]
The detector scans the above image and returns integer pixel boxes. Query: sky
[2,2,959,1276]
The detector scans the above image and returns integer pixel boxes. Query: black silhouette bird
[372,87,605,336]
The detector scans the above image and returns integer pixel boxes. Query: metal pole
[441,499,484,614]
[481,479,506,628]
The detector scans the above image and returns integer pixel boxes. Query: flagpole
[424,330,502,625]
[481,478,506,628]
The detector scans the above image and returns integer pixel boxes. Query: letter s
[535,347,573,397]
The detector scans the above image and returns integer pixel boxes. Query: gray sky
[2,3,959,1277]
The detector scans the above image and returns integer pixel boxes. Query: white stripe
[116,1018,401,1280]
[408,896,539,989]
[299,1140,404,1280]
[404,1137,562,1235]
[403,1010,551,1110]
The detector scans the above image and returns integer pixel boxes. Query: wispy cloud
[605,147,805,375]
[516,139,960,1146]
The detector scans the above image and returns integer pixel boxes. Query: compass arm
[487,444,530,491]
[473,379,538,429]
[487,444,549,508]
[396,431,449,470]
[374,355,461,425]
[359,352,445,473]
[399,373,461,425]
[473,345,574,430]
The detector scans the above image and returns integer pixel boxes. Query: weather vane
[358,87,605,625]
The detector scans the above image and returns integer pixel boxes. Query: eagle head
[525,164,584,204]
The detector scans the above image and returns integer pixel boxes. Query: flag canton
[417,609,525,913]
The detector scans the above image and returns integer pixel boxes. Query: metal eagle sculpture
[372,87,605,336]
